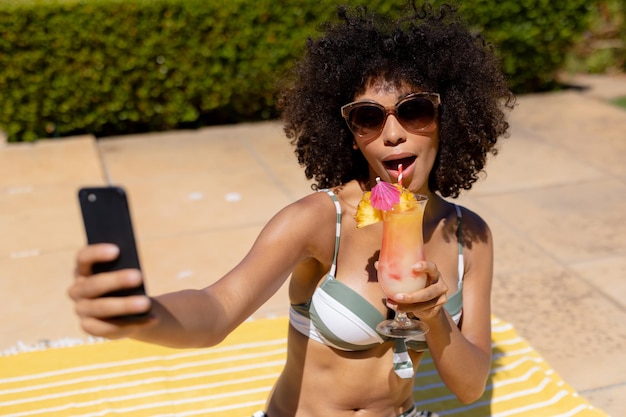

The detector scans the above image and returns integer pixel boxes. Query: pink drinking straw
[398,164,403,187]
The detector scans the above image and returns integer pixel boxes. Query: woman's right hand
[68,243,154,339]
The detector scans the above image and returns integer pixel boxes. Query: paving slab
[509,93,626,178]
[570,256,626,310]
[0,135,104,188]
[0,184,86,259]
[0,250,82,347]
[476,179,626,264]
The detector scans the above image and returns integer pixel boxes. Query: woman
[69,3,515,416]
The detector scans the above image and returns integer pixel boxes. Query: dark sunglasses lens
[350,105,385,137]
[398,98,435,130]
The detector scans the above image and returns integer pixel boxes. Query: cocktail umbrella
[370,177,400,211]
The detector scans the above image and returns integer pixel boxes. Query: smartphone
[78,186,147,303]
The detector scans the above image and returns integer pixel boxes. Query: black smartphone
[78,186,147,302]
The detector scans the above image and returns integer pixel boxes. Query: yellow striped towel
[0,317,607,417]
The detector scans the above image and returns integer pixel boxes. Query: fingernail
[138,297,152,310]
[104,244,120,256]
[125,269,142,284]
[394,294,405,302]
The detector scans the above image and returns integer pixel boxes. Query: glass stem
[395,311,411,328]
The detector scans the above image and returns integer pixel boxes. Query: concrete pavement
[1,73,625,415]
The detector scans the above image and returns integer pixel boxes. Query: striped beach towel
[413,317,607,416]
[0,317,607,417]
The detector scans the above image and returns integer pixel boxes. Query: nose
[381,114,406,146]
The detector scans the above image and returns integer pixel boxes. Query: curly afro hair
[279,2,515,198]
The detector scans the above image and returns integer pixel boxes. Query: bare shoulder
[223,191,339,286]
[453,204,494,301]
[452,204,493,278]
[259,190,339,257]
[455,204,492,249]
[276,190,338,228]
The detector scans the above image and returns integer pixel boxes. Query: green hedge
[458,0,596,92]
[0,0,598,142]
[566,0,625,74]
[0,0,336,141]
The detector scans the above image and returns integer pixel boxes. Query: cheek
[416,137,439,182]
[422,134,439,164]
[354,136,381,159]
[426,141,439,165]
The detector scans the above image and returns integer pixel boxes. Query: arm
[69,194,327,348]
[393,211,493,403]
[421,246,492,404]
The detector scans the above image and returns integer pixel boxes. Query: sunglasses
[341,92,441,141]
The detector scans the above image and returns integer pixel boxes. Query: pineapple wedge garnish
[355,185,417,228]
[355,191,383,228]
[396,187,417,210]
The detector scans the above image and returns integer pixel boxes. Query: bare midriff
[264,326,423,417]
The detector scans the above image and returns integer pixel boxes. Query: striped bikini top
[289,190,464,354]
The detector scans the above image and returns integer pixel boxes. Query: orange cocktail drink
[377,194,428,298]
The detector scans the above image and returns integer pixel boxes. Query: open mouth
[383,155,417,172]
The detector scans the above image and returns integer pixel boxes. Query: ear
[352,140,359,150]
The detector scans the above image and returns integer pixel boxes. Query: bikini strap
[319,189,342,277]
[454,204,464,287]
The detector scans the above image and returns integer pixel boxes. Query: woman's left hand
[386,261,449,321]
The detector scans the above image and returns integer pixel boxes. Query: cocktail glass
[376,194,429,338]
